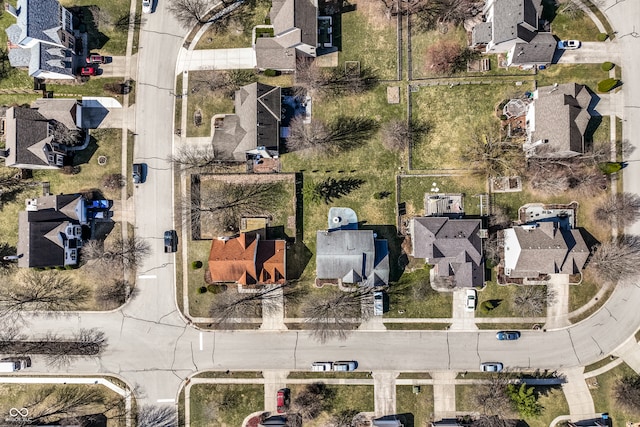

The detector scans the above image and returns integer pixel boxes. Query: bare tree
[292,383,333,420]
[137,404,178,427]
[295,57,331,93]
[167,145,233,171]
[286,116,378,156]
[594,192,640,229]
[24,385,107,425]
[426,40,463,75]
[102,173,125,190]
[614,376,640,412]
[588,235,640,283]
[472,375,515,418]
[557,0,584,18]
[0,173,29,208]
[168,0,214,27]
[0,270,90,318]
[512,286,551,317]
[399,0,483,31]
[526,158,607,196]
[301,287,375,343]
[285,117,331,155]
[185,181,284,232]
[379,119,430,153]
[86,236,151,271]
[44,328,108,368]
[95,280,130,309]
[461,125,524,177]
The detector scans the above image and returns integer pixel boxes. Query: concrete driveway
[555,41,622,64]
[449,289,478,331]
[95,56,131,78]
[176,47,256,72]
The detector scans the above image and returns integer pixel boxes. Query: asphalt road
[14,0,640,410]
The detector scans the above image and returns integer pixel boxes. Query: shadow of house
[470,0,555,68]
[524,82,593,158]
[5,0,77,79]
[212,83,281,162]
[71,6,109,52]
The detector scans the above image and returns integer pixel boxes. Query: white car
[142,0,152,13]
[373,291,384,316]
[465,289,477,312]
[311,362,332,371]
[557,40,581,50]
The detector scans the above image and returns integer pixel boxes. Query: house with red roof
[207,232,286,286]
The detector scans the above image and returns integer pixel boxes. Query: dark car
[86,54,106,64]
[132,163,146,184]
[79,66,96,76]
[164,230,178,253]
[496,331,521,341]
[276,388,290,413]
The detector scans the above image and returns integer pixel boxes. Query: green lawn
[568,271,601,313]
[288,384,374,426]
[410,83,535,170]
[536,64,611,91]
[396,385,434,427]
[189,383,263,427]
[475,282,547,318]
[195,0,272,49]
[543,0,601,41]
[410,24,468,79]
[386,267,453,318]
[338,3,398,80]
[399,174,487,217]
[590,362,640,427]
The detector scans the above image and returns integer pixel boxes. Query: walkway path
[561,367,596,422]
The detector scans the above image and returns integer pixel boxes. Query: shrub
[191,260,203,269]
[264,69,277,77]
[599,161,623,174]
[597,77,619,93]
[373,192,383,200]
[197,286,207,294]
[102,173,125,190]
[601,61,615,71]
[207,284,223,294]
[61,165,81,175]
[597,32,609,41]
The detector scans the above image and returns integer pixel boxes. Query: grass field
[386,267,453,318]
[537,64,611,91]
[590,362,640,427]
[542,0,602,42]
[189,383,263,427]
[476,282,547,318]
[410,82,534,170]
[288,384,374,427]
[396,385,434,426]
[195,0,272,49]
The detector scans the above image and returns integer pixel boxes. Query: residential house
[409,217,485,288]
[208,232,286,286]
[523,82,592,158]
[5,0,77,79]
[211,83,281,162]
[255,0,320,71]
[17,194,87,268]
[471,0,556,67]
[502,221,590,279]
[316,208,389,286]
[1,99,86,169]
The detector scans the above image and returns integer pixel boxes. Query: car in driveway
[276,388,290,413]
[79,66,96,76]
[480,362,503,372]
[333,361,357,372]
[465,289,477,312]
[142,0,152,13]
[132,163,146,184]
[557,40,581,49]
[496,331,521,341]
[86,54,106,64]
[373,291,384,316]
[164,230,178,253]
[311,362,333,371]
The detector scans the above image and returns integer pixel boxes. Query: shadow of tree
[313,177,365,204]
[72,6,109,51]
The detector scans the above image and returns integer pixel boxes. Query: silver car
[480,362,503,372]
[333,361,357,371]
[142,0,152,13]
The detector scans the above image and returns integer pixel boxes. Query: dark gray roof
[530,82,591,157]
[483,0,541,45]
[18,211,67,268]
[411,217,484,288]
[472,22,492,45]
[295,0,318,47]
[4,106,56,168]
[30,42,74,78]
[509,32,556,65]
[212,83,281,161]
[503,222,590,278]
[316,229,389,286]
[255,36,297,70]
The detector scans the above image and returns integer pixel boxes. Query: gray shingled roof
[530,82,592,157]
[32,98,79,130]
[480,0,542,46]
[18,211,68,268]
[411,217,484,288]
[509,33,556,65]
[316,229,389,286]
[4,106,54,168]
[255,35,297,70]
[7,44,31,67]
[503,222,590,278]
[211,83,281,161]
[472,22,492,45]
[295,0,318,47]
[30,43,74,78]
[24,0,65,46]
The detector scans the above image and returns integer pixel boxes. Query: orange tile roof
[208,233,286,285]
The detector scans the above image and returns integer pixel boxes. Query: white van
[311,362,333,371]
[0,357,30,372]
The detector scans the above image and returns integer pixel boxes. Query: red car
[79,67,97,76]
[86,54,106,64]
[276,388,290,413]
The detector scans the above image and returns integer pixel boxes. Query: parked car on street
[79,66,96,76]
[496,331,521,341]
[480,362,503,372]
[164,230,178,253]
[142,0,152,13]
[86,54,106,64]
[465,289,477,312]
[132,163,146,184]
[374,291,384,316]
[557,40,581,49]
[276,388,290,413]
[311,362,333,371]
[333,361,357,372]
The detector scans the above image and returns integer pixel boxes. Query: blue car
[496,331,521,341]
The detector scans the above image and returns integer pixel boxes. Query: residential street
[8,0,640,422]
